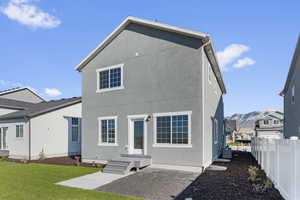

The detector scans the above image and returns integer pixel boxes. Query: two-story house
[255,112,284,139]
[76,17,226,173]
[281,36,300,139]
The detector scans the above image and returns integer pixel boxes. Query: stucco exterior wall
[202,51,224,167]
[30,103,82,159]
[0,89,43,103]
[284,49,300,138]
[81,23,216,167]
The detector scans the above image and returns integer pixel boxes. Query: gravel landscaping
[175,151,284,200]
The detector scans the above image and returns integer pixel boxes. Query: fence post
[275,139,279,187]
[291,141,296,200]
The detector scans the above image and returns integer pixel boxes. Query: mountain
[226,110,283,131]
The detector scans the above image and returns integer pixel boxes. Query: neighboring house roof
[75,16,227,94]
[0,87,45,102]
[225,119,237,132]
[0,98,36,110]
[280,35,300,96]
[0,97,81,120]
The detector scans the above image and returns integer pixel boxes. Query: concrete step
[120,154,152,159]
[102,168,127,175]
[104,165,128,171]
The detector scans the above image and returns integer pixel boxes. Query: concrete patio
[96,168,200,200]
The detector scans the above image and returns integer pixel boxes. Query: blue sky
[0,0,299,116]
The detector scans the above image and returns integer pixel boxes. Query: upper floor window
[71,118,80,142]
[16,125,24,138]
[274,120,279,125]
[292,85,295,104]
[263,120,269,125]
[96,64,124,93]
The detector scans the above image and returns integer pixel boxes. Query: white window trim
[96,63,124,93]
[71,118,80,144]
[153,111,192,148]
[214,119,219,144]
[16,124,24,139]
[98,116,118,146]
[127,114,148,155]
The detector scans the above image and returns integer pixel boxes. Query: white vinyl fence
[251,137,300,200]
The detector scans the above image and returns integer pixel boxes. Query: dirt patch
[4,156,104,168]
[175,152,284,200]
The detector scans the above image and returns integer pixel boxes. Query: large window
[71,118,80,142]
[98,116,118,146]
[16,125,23,138]
[97,64,124,93]
[153,111,192,147]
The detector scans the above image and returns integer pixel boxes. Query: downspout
[201,36,211,171]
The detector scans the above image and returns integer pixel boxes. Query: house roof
[280,35,300,96]
[0,97,81,120]
[0,98,36,110]
[0,87,45,102]
[75,16,226,94]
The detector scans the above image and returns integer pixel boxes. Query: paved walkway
[56,171,132,190]
[96,168,200,200]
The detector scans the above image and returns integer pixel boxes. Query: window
[97,64,124,93]
[71,118,80,142]
[263,120,269,125]
[274,120,279,125]
[292,86,295,104]
[98,116,118,146]
[214,119,219,144]
[153,111,192,147]
[16,125,23,138]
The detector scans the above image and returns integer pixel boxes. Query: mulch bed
[3,156,105,168]
[175,151,284,200]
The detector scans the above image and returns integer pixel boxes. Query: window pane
[99,70,109,89]
[109,68,121,88]
[108,119,115,143]
[16,125,19,138]
[172,115,188,144]
[101,120,108,143]
[20,125,23,137]
[72,118,79,125]
[156,116,171,144]
[72,127,79,142]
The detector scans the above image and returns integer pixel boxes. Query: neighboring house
[0,87,45,116]
[0,87,45,104]
[281,36,300,139]
[0,97,82,160]
[255,112,284,139]
[76,16,226,170]
[224,119,237,143]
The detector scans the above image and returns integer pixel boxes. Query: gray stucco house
[76,17,226,170]
[281,36,300,139]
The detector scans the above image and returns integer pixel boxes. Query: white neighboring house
[0,96,82,160]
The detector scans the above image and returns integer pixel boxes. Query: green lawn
[0,161,141,200]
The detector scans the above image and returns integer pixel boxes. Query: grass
[0,161,141,200]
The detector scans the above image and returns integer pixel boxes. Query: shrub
[248,166,273,193]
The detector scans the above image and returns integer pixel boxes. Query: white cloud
[217,44,250,71]
[0,0,61,29]
[0,79,23,88]
[45,88,62,97]
[233,57,256,68]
